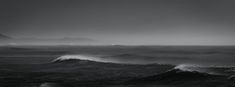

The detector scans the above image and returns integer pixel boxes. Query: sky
[1,0,235,45]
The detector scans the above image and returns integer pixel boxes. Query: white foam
[174,64,201,72]
[53,54,103,62]
[52,54,124,64]
[173,64,233,75]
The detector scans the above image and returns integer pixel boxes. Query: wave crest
[174,64,202,72]
[52,54,123,64]
[173,64,235,75]
[53,54,103,62]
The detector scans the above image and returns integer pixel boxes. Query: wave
[172,64,235,75]
[53,55,235,76]
[53,54,101,62]
[52,54,126,64]
[128,64,235,85]
[174,64,201,71]
[128,67,216,84]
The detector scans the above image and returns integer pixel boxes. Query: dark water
[0,46,235,87]
[1,46,235,66]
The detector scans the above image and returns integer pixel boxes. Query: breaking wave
[52,54,123,64]
[53,55,100,62]
[173,64,235,75]
[131,64,235,83]
[174,64,200,72]
[52,54,235,76]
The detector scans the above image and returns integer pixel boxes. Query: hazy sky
[1,0,235,45]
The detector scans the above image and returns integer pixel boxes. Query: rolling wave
[53,55,101,62]
[52,54,123,64]
[53,54,235,76]
[173,64,235,75]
